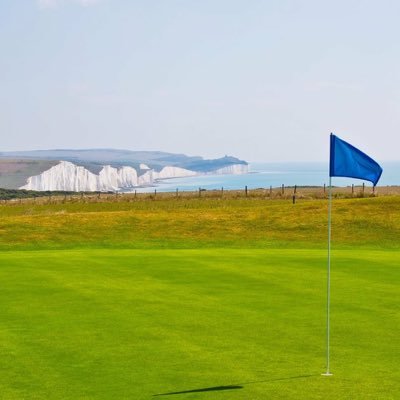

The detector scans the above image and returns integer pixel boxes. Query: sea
[135,161,400,193]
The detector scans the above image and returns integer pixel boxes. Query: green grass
[0,196,399,399]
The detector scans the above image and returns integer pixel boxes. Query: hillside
[0,159,59,189]
[1,195,399,251]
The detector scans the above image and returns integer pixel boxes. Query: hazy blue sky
[1,1,399,162]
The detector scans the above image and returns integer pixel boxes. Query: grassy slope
[0,197,399,399]
[0,196,400,250]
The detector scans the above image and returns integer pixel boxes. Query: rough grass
[0,196,399,250]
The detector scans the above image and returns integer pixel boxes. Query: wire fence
[1,184,399,205]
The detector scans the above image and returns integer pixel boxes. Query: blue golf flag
[330,134,383,186]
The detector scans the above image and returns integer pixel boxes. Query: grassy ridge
[0,196,399,250]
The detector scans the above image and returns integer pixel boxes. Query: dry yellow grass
[0,192,399,250]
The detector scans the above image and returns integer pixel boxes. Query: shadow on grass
[153,385,243,396]
[153,374,317,396]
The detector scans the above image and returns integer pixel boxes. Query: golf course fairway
[0,248,398,399]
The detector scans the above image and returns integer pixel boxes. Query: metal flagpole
[322,176,333,376]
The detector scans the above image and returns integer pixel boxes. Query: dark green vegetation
[0,196,399,399]
[0,188,83,200]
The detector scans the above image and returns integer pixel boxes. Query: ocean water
[135,161,400,193]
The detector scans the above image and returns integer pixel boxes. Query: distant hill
[0,159,59,189]
[0,149,246,171]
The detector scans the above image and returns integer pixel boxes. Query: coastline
[132,161,400,193]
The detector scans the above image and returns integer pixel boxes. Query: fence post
[199,187,201,197]
[292,195,296,204]
[362,182,365,195]
[294,185,297,194]
[245,185,248,197]
[352,184,354,195]
[176,188,179,197]
[282,184,285,195]
[221,187,224,197]
[324,183,326,194]
[270,185,272,198]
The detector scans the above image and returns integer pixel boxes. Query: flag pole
[322,175,333,376]
[323,132,382,376]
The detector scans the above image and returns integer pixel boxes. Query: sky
[1,0,399,162]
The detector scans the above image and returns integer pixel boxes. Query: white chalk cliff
[21,161,197,191]
[153,166,197,180]
[20,160,248,192]
[21,161,99,192]
[210,164,249,175]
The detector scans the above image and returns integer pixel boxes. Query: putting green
[0,248,398,399]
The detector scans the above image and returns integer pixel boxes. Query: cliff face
[97,165,138,191]
[20,160,248,192]
[211,164,249,175]
[153,166,198,180]
[20,161,198,191]
[21,161,99,192]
